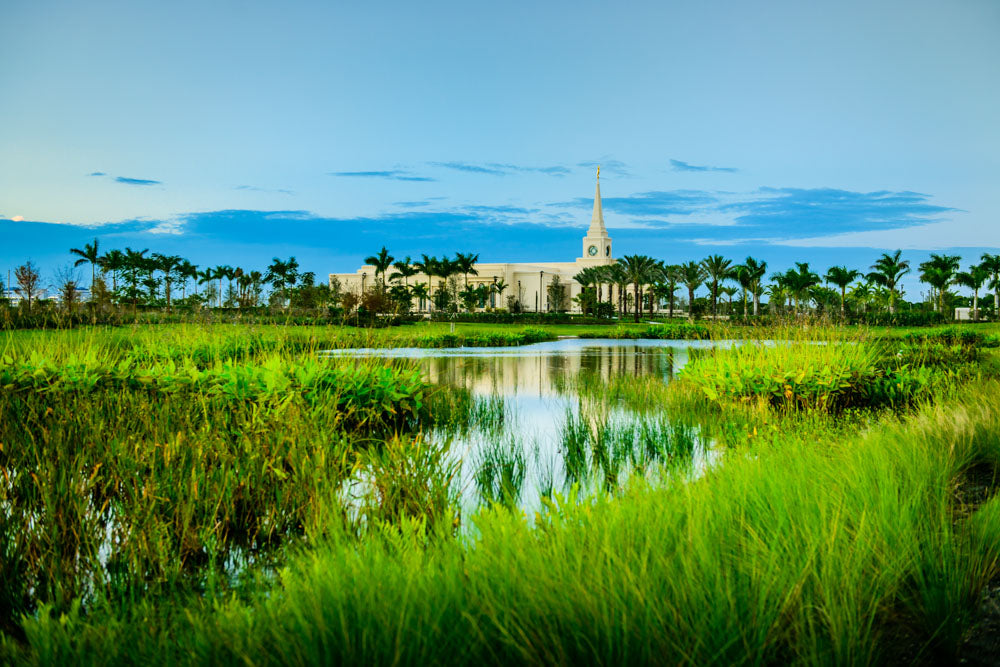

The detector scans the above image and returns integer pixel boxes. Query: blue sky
[1,0,998,299]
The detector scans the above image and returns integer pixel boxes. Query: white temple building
[329,172,617,313]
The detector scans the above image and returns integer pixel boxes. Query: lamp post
[539,270,544,313]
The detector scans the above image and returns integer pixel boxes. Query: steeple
[587,168,607,236]
[579,167,612,262]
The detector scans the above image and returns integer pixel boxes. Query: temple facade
[329,173,617,313]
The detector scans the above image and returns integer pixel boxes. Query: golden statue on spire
[597,165,600,180]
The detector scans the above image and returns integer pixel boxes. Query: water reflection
[330,339,728,514]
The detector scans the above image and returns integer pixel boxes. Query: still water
[331,338,731,513]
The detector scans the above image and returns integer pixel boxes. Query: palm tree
[701,254,733,319]
[720,286,738,316]
[592,264,610,305]
[247,270,264,307]
[411,283,430,312]
[679,261,706,320]
[745,257,767,317]
[196,268,216,305]
[70,238,101,289]
[848,279,875,315]
[979,253,1000,320]
[918,253,960,313]
[607,262,628,317]
[454,252,480,288]
[868,250,910,314]
[620,254,659,322]
[265,257,299,308]
[413,255,442,307]
[213,265,234,308]
[152,253,183,308]
[783,262,820,316]
[956,263,990,321]
[389,257,419,287]
[437,255,460,299]
[732,265,751,318]
[492,278,509,309]
[99,248,126,295]
[177,259,198,300]
[824,266,861,318]
[122,247,149,309]
[733,257,767,317]
[572,268,597,314]
[364,246,394,291]
[658,263,681,318]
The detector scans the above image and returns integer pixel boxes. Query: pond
[330,338,732,514]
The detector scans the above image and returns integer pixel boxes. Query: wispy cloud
[330,170,436,182]
[577,159,629,176]
[428,161,571,177]
[670,159,738,173]
[115,176,162,186]
[717,187,956,238]
[235,185,294,195]
[429,162,507,176]
[554,189,717,219]
[487,163,571,176]
[88,171,106,177]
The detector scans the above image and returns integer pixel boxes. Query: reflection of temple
[420,345,679,397]
[329,172,616,312]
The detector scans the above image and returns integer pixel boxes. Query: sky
[1,0,998,299]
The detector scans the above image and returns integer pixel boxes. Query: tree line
[2,241,998,322]
[574,250,1000,322]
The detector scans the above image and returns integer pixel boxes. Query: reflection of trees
[417,344,681,396]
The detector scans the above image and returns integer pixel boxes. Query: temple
[328,171,617,312]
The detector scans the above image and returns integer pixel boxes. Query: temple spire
[588,168,607,236]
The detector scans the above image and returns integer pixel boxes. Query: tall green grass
[679,338,945,411]
[5,382,999,664]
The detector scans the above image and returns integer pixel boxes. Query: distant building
[329,172,618,312]
[0,286,89,305]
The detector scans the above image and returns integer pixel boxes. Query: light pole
[539,270,544,312]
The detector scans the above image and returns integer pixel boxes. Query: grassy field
[2,321,999,664]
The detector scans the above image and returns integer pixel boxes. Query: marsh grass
[678,334,946,412]
[558,409,698,492]
[3,323,1000,664]
[6,382,1000,664]
[472,436,527,508]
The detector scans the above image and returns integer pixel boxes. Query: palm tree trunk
[840,288,846,318]
[633,281,640,323]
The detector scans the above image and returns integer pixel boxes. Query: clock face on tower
[588,245,598,256]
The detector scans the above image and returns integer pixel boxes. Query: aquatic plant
[679,339,941,411]
[472,437,527,508]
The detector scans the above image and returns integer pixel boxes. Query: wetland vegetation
[2,320,1000,665]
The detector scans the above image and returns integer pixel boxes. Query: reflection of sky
[327,338,737,396]
[334,338,732,514]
